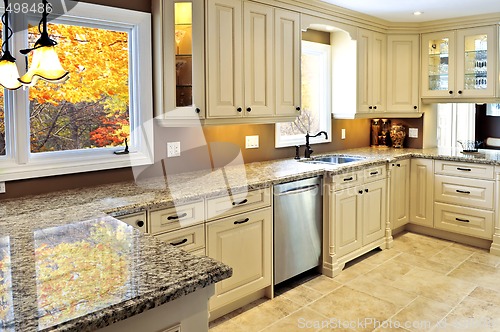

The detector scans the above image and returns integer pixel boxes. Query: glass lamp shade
[0,55,22,90]
[174,2,192,25]
[18,45,69,86]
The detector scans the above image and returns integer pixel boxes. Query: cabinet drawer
[332,171,363,189]
[434,160,494,179]
[149,200,204,234]
[434,202,493,239]
[434,175,494,209]
[155,224,205,253]
[363,165,386,183]
[117,211,147,233]
[207,188,271,220]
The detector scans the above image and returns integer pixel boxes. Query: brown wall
[80,0,151,12]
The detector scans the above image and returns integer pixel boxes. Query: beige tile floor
[209,231,500,332]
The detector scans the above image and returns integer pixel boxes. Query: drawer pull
[234,218,250,225]
[167,212,188,220]
[232,199,248,206]
[343,177,353,182]
[456,167,471,172]
[369,171,379,175]
[455,218,470,223]
[456,189,471,194]
[170,238,188,246]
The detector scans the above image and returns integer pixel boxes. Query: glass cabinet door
[456,26,496,97]
[174,2,193,107]
[422,31,455,97]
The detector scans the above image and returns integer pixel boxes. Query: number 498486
[6,2,53,14]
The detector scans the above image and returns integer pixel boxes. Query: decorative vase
[390,124,406,148]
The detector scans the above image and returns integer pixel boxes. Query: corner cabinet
[205,0,300,123]
[421,26,498,100]
[409,158,434,227]
[389,159,410,230]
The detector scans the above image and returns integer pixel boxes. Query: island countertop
[3,146,500,331]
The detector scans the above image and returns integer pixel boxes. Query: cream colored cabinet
[389,159,410,230]
[207,208,272,312]
[117,211,147,233]
[421,26,497,99]
[409,158,434,227]
[386,35,420,115]
[274,9,301,117]
[153,0,206,125]
[356,28,386,114]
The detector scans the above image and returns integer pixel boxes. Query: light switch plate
[341,129,346,140]
[409,128,418,138]
[0,182,5,194]
[167,142,181,157]
[245,135,259,149]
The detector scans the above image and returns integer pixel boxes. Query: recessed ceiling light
[413,11,423,16]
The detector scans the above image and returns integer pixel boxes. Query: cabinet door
[207,208,271,310]
[387,35,420,113]
[390,159,410,229]
[357,29,386,113]
[421,31,456,97]
[409,158,434,227]
[275,8,300,117]
[362,179,386,245]
[455,26,496,98]
[206,0,244,118]
[334,187,363,257]
[243,2,274,117]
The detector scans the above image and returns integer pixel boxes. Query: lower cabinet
[206,207,272,314]
[389,159,410,230]
[409,158,434,227]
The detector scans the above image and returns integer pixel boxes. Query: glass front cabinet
[153,0,205,124]
[421,26,497,99]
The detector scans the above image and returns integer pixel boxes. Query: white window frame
[275,40,332,148]
[436,103,475,148]
[0,1,153,181]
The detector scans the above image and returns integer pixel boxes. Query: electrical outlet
[409,128,418,138]
[245,135,259,149]
[0,182,5,194]
[341,129,346,140]
[167,142,181,157]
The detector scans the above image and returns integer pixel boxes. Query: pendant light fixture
[18,0,69,86]
[0,0,22,90]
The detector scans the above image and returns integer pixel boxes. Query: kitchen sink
[303,155,366,165]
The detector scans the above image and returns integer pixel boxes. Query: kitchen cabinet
[421,26,497,100]
[386,35,420,115]
[389,159,410,230]
[153,0,206,125]
[117,211,147,233]
[207,208,272,315]
[409,158,434,227]
[356,28,386,114]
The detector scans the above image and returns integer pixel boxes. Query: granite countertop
[3,146,500,331]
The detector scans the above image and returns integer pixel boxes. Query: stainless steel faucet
[304,131,328,158]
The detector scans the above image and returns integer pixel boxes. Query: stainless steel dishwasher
[273,176,322,285]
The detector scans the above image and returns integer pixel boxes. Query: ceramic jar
[390,124,406,148]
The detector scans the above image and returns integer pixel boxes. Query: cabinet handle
[232,199,248,206]
[246,107,252,112]
[170,238,188,246]
[373,106,377,110]
[456,189,471,194]
[136,220,145,228]
[343,177,353,182]
[237,107,242,112]
[358,190,363,194]
[449,91,453,94]
[455,218,470,223]
[413,106,418,110]
[458,90,463,95]
[167,212,188,220]
[234,218,250,225]
[195,108,201,114]
[364,188,368,193]
[370,171,379,175]
[397,164,401,167]
[369,106,373,110]
[456,167,471,172]
[296,106,301,112]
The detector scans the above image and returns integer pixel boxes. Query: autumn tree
[28,23,130,153]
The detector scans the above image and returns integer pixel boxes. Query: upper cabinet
[421,26,498,100]
[153,0,206,125]
[386,34,420,115]
[205,0,300,124]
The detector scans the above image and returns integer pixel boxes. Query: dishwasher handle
[277,184,319,196]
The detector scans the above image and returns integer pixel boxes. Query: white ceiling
[319,0,500,22]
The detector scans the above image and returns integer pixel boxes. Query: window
[0,2,153,181]
[275,40,332,148]
[436,103,475,148]
[0,25,4,156]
